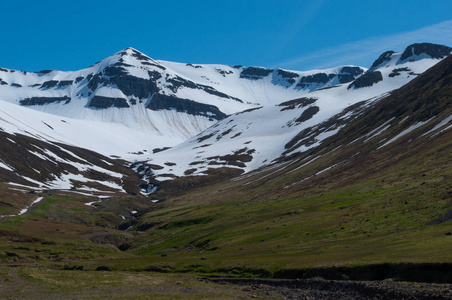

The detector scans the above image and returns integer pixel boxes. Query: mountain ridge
[145,43,452,181]
[0,47,369,162]
[0,42,451,191]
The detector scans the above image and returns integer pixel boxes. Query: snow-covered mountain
[145,43,452,181]
[0,42,451,190]
[0,47,365,160]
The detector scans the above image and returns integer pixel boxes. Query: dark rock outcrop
[277,69,299,79]
[103,65,129,77]
[88,96,130,109]
[91,67,162,99]
[38,80,75,89]
[146,93,226,120]
[369,51,395,71]
[40,80,59,89]
[296,73,335,89]
[275,69,299,85]
[240,67,272,80]
[215,68,233,76]
[389,67,411,78]
[166,75,198,92]
[278,98,317,111]
[57,80,73,87]
[295,106,320,123]
[20,96,71,106]
[338,66,365,83]
[87,73,110,91]
[400,43,452,61]
[348,71,383,89]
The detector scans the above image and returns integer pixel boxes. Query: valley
[0,43,451,298]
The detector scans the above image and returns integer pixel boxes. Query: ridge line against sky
[275,20,452,71]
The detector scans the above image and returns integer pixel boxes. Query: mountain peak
[89,47,165,74]
[368,50,395,71]
[368,43,452,72]
[400,43,452,62]
[115,47,155,62]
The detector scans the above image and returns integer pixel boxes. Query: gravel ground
[206,277,452,299]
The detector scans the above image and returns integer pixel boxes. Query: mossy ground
[0,266,256,299]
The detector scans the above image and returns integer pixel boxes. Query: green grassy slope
[125,128,451,275]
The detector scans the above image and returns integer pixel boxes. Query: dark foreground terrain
[1,266,451,299]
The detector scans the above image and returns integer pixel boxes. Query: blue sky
[2,0,452,72]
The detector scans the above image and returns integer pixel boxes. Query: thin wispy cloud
[276,20,452,71]
[271,0,327,55]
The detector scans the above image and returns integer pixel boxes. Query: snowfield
[148,50,448,178]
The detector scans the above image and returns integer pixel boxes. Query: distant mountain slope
[147,43,451,181]
[227,51,452,218]
[321,52,452,153]
[0,129,150,195]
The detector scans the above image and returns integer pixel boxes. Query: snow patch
[15,197,44,216]
[0,160,14,171]
[422,114,452,137]
[378,118,433,148]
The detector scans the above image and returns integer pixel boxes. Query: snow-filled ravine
[0,196,44,218]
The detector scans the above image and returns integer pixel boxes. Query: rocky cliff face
[400,43,452,61]
[238,65,365,90]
